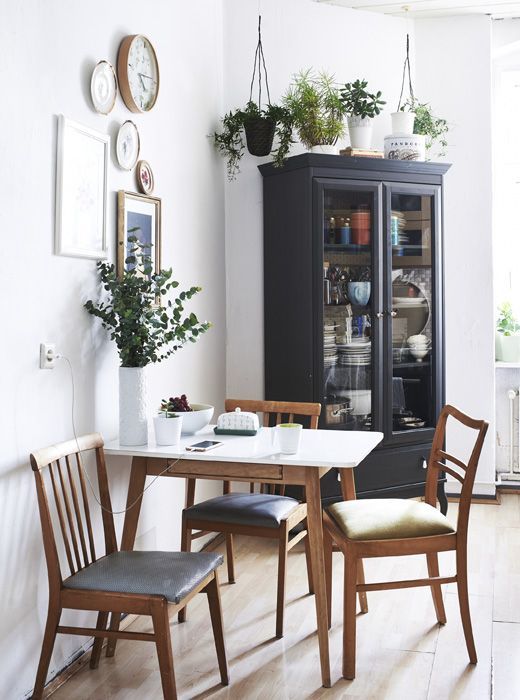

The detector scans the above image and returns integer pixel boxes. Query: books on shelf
[339,147,384,159]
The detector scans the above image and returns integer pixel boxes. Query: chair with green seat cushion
[181,398,321,639]
[323,405,488,681]
[30,434,228,700]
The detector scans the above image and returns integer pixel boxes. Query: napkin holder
[214,407,259,436]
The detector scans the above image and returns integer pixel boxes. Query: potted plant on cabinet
[340,79,386,150]
[85,236,210,446]
[214,100,293,180]
[496,302,520,362]
[283,69,346,154]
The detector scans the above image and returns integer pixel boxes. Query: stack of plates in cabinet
[337,338,371,366]
[324,324,338,368]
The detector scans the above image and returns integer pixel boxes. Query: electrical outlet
[40,343,56,369]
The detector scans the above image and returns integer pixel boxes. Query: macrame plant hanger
[397,34,415,111]
[244,15,276,157]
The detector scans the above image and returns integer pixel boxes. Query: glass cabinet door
[318,182,381,431]
[386,185,441,438]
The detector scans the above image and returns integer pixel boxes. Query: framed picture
[117,191,161,277]
[55,115,109,259]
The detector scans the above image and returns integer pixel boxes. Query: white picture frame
[55,115,109,259]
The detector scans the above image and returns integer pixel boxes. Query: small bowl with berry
[160,395,214,435]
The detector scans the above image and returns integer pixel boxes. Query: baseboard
[445,480,496,498]
[447,493,501,505]
[42,533,226,697]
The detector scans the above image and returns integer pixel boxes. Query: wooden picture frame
[117,191,161,278]
[55,115,109,259]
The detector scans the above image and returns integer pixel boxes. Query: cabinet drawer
[354,443,431,495]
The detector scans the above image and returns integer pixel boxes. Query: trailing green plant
[497,302,520,336]
[283,69,346,149]
[402,97,449,158]
[85,235,210,368]
[340,79,386,119]
[213,100,293,180]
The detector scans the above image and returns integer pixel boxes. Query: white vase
[496,333,520,362]
[119,367,148,445]
[153,413,183,446]
[391,111,415,135]
[347,116,373,150]
[310,144,338,155]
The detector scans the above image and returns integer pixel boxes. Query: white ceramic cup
[275,423,303,455]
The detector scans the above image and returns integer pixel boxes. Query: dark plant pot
[244,116,275,157]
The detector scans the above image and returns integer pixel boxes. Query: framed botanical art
[55,115,109,259]
[117,191,161,277]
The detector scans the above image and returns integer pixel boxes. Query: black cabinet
[260,154,451,506]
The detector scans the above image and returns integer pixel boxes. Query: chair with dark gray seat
[180,399,321,638]
[30,433,228,700]
[323,405,488,680]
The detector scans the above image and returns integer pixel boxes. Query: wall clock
[90,60,117,114]
[117,35,160,113]
[116,120,140,170]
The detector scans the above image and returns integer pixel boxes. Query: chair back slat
[76,452,97,564]
[48,462,76,575]
[65,455,89,568]
[30,433,111,588]
[288,413,294,423]
[424,405,488,537]
[56,458,83,572]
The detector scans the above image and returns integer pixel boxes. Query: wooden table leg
[338,469,368,614]
[106,456,148,657]
[305,469,331,688]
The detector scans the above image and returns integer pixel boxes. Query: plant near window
[283,69,346,150]
[340,79,386,120]
[214,100,293,180]
[497,302,520,336]
[85,235,210,368]
[496,302,520,363]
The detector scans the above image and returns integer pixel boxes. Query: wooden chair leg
[357,560,368,614]
[105,612,121,657]
[304,530,315,595]
[276,521,289,638]
[456,546,477,664]
[178,519,192,623]
[427,552,447,624]
[90,611,109,669]
[323,528,333,629]
[343,553,358,680]
[151,600,177,700]
[226,534,235,584]
[32,603,61,699]
[206,572,229,686]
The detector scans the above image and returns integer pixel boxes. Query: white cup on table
[274,423,303,455]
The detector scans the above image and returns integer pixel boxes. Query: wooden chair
[30,433,228,700]
[180,399,321,638]
[323,404,488,680]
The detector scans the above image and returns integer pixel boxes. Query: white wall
[415,16,495,494]
[223,0,414,398]
[0,1,225,698]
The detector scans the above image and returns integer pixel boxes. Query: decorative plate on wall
[116,120,140,170]
[90,60,118,115]
[136,160,154,194]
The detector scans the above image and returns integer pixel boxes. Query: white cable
[60,355,178,515]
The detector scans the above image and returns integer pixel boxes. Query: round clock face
[90,60,117,114]
[116,121,140,170]
[118,35,159,113]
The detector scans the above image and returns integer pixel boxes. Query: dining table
[104,425,383,688]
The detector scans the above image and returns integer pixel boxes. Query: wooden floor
[49,495,520,699]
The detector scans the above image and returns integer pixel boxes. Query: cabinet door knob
[375,311,384,319]
[390,309,397,318]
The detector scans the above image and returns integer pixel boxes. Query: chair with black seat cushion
[323,404,488,680]
[180,399,321,638]
[30,433,228,700]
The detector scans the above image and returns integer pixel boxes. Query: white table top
[104,427,383,469]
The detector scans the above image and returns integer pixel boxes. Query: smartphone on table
[185,440,223,452]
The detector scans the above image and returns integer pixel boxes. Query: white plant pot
[391,111,415,135]
[310,144,338,155]
[347,116,373,150]
[496,333,520,362]
[119,367,147,445]
[153,413,183,446]
[384,134,426,161]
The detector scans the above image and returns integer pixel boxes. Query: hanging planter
[214,17,293,180]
